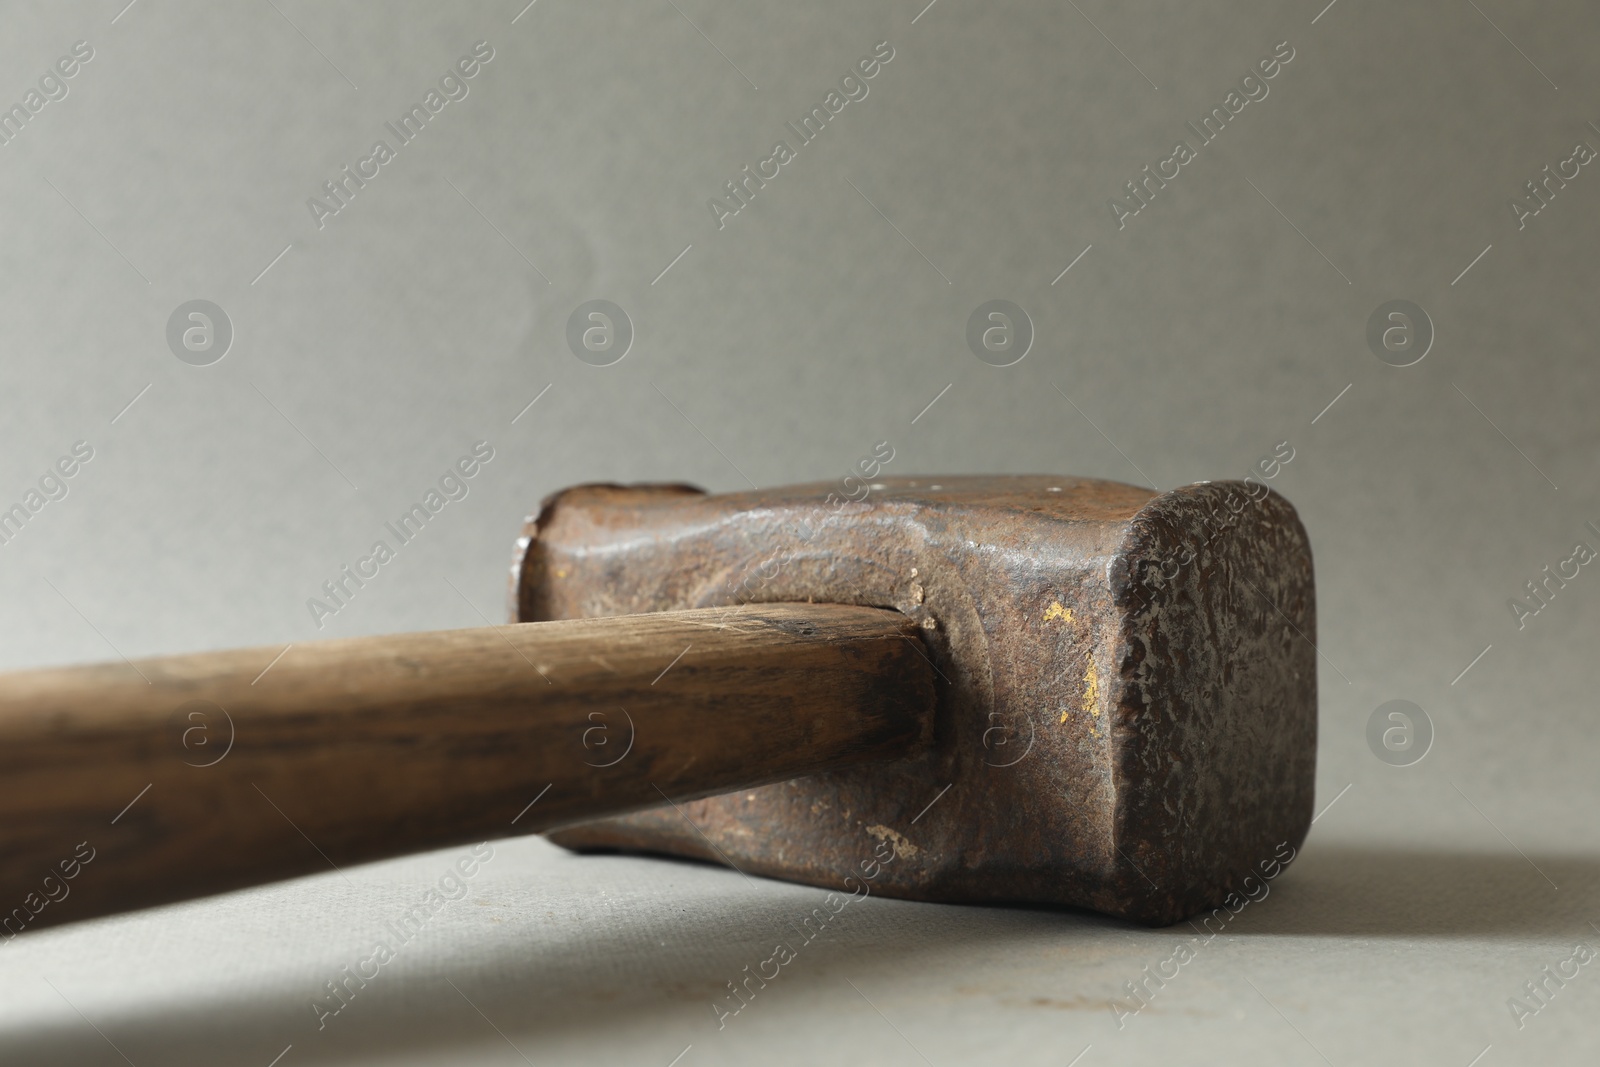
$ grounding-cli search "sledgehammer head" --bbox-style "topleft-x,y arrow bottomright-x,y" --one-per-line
511,476 -> 1316,925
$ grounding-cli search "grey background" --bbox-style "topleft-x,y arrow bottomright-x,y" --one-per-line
1,0 -> 1597,1063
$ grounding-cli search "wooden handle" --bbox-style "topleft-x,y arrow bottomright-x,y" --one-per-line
0,603 -> 933,933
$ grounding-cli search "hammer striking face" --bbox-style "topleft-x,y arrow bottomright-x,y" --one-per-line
518,475 -> 1317,926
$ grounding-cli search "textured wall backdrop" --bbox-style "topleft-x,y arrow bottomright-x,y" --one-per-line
1,1 -> 1598,1064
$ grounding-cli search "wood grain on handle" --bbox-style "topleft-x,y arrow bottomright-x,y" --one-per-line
0,603 -> 934,933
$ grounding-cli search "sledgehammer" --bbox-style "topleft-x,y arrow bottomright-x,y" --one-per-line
0,475 -> 1315,933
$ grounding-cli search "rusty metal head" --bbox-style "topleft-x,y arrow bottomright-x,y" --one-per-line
510,475 -> 1316,925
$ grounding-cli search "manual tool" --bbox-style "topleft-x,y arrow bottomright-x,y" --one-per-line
0,476 -> 1315,933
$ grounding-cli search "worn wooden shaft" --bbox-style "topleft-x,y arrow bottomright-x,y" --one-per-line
0,603 -> 934,932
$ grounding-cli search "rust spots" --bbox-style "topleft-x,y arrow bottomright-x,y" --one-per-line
865,824 -> 920,860
1064,657 -> 1102,733
1049,600 -> 1087,729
